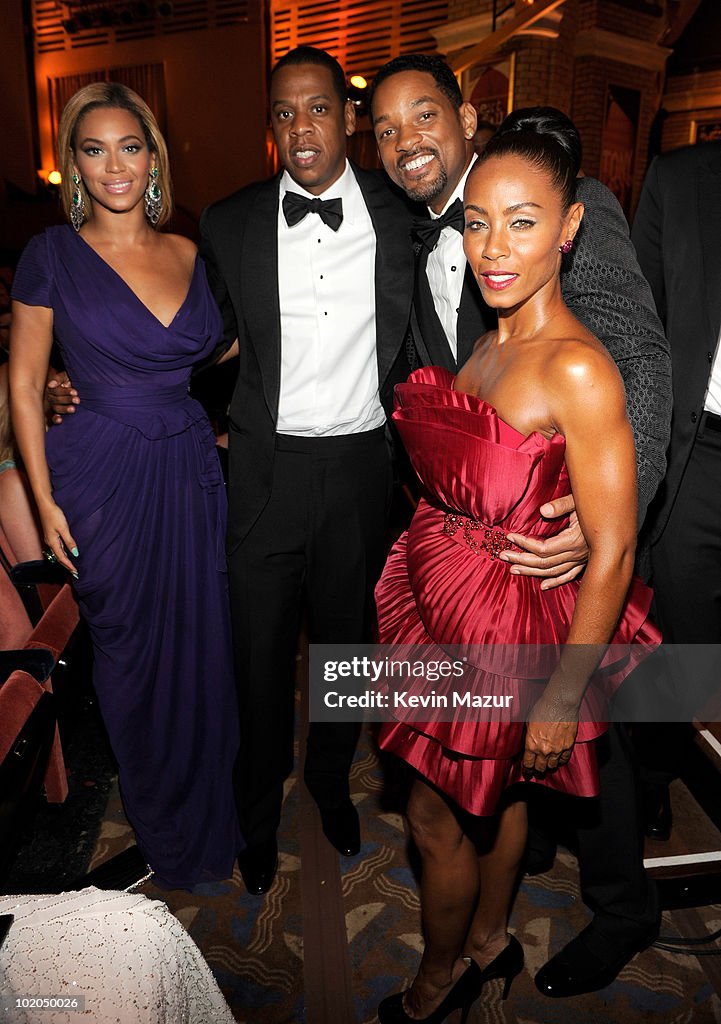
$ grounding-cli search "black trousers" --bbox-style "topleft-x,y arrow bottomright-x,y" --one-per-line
568,418 -> 721,944
574,722 -> 658,947
528,716 -> 657,950
228,428 -> 391,848
635,417 -> 721,785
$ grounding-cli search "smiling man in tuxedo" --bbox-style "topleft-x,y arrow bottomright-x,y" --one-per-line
199,47 -> 414,895
368,53 -> 672,997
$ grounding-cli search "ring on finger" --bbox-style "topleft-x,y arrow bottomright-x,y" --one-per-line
44,549 -> 58,563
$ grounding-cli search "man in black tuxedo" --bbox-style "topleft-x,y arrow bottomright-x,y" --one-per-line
631,142 -> 721,829
200,47 -> 415,894
369,54 -> 672,997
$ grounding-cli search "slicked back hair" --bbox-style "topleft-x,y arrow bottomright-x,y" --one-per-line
480,106 -> 582,210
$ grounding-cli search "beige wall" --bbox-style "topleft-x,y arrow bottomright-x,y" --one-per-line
0,0 -> 38,194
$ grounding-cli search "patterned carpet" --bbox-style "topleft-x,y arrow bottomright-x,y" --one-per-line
87,721 -> 721,1024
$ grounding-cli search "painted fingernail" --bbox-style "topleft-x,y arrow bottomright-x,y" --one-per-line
71,571 -> 79,579
71,546 -> 79,557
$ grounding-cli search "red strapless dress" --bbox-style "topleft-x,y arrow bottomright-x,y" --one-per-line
376,366 -> 661,815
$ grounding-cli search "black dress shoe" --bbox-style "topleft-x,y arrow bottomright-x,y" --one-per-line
643,785 -> 672,841
318,800 -> 360,856
524,836 -> 557,876
237,839 -> 278,895
535,922 -> 658,997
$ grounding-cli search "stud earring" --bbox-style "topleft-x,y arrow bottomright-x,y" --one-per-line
144,166 -> 162,224
70,173 -> 86,232
559,239 -> 574,254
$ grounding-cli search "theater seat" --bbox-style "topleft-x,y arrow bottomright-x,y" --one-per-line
0,666 -> 57,881
0,569 -> 80,883
0,525 -> 68,627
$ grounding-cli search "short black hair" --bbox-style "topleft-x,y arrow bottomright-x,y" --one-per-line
480,106 -> 582,209
271,46 -> 348,105
368,54 -> 463,116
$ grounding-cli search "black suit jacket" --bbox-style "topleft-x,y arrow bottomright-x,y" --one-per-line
632,142 -> 721,544
412,176 -> 672,528
200,162 -> 415,551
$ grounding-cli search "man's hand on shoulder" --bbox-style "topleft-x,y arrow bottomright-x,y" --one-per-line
46,369 -> 79,425
500,494 -> 589,590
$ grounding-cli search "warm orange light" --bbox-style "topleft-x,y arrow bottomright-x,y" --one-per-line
349,75 -> 367,89
47,169 -> 62,185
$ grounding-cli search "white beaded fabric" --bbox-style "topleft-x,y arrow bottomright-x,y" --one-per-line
0,887 -> 235,1023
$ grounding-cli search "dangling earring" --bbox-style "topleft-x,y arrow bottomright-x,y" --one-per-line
70,173 -> 86,232
144,166 -> 162,224
559,239 -> 574,254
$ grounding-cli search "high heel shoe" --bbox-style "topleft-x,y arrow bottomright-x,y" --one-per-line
377,961 -> 482,1023
377,935 -> 524,1023
476,933 -> 524,1000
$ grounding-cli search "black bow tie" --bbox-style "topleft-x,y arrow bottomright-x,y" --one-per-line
282,191 -> 343,231
413,198 -> 465,251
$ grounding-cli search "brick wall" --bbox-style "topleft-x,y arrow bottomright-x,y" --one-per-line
572,57 -> 660,209
442,0 -> 671,213
662,69 -> 721,152
596,0 -> 664,42
577,0 -> 664,41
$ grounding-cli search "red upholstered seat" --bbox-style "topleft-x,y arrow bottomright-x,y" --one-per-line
0,568 -> 80,805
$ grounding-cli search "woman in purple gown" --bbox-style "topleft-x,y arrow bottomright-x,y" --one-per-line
10,83 -> 242,890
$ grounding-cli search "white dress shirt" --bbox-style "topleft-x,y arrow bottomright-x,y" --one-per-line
276,162 -> 383,435
704,327 -> 721,415
426,155 -> 477,361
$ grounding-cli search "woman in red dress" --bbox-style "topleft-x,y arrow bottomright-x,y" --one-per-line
376,108 -> 660,1022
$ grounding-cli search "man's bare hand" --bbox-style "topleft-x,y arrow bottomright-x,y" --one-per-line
46,370 -> 79,424
500,494 -> 589,590
523,695 -> 578,775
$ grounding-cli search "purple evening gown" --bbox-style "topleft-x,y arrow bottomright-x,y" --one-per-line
12,225 -> 242,889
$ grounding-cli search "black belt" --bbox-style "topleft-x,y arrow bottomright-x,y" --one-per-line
275,426 -> 386,453
700,410 -> 721,433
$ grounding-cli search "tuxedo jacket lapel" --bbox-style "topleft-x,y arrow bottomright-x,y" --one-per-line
456,263 -> 492,366
412,243 -> 493,371
352,163 -> 414,393
240,176 -> 282,420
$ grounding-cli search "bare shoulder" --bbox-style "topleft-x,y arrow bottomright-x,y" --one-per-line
549,333 -> 620,386
160,233 -> 198,272
545,334 -> 626,422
